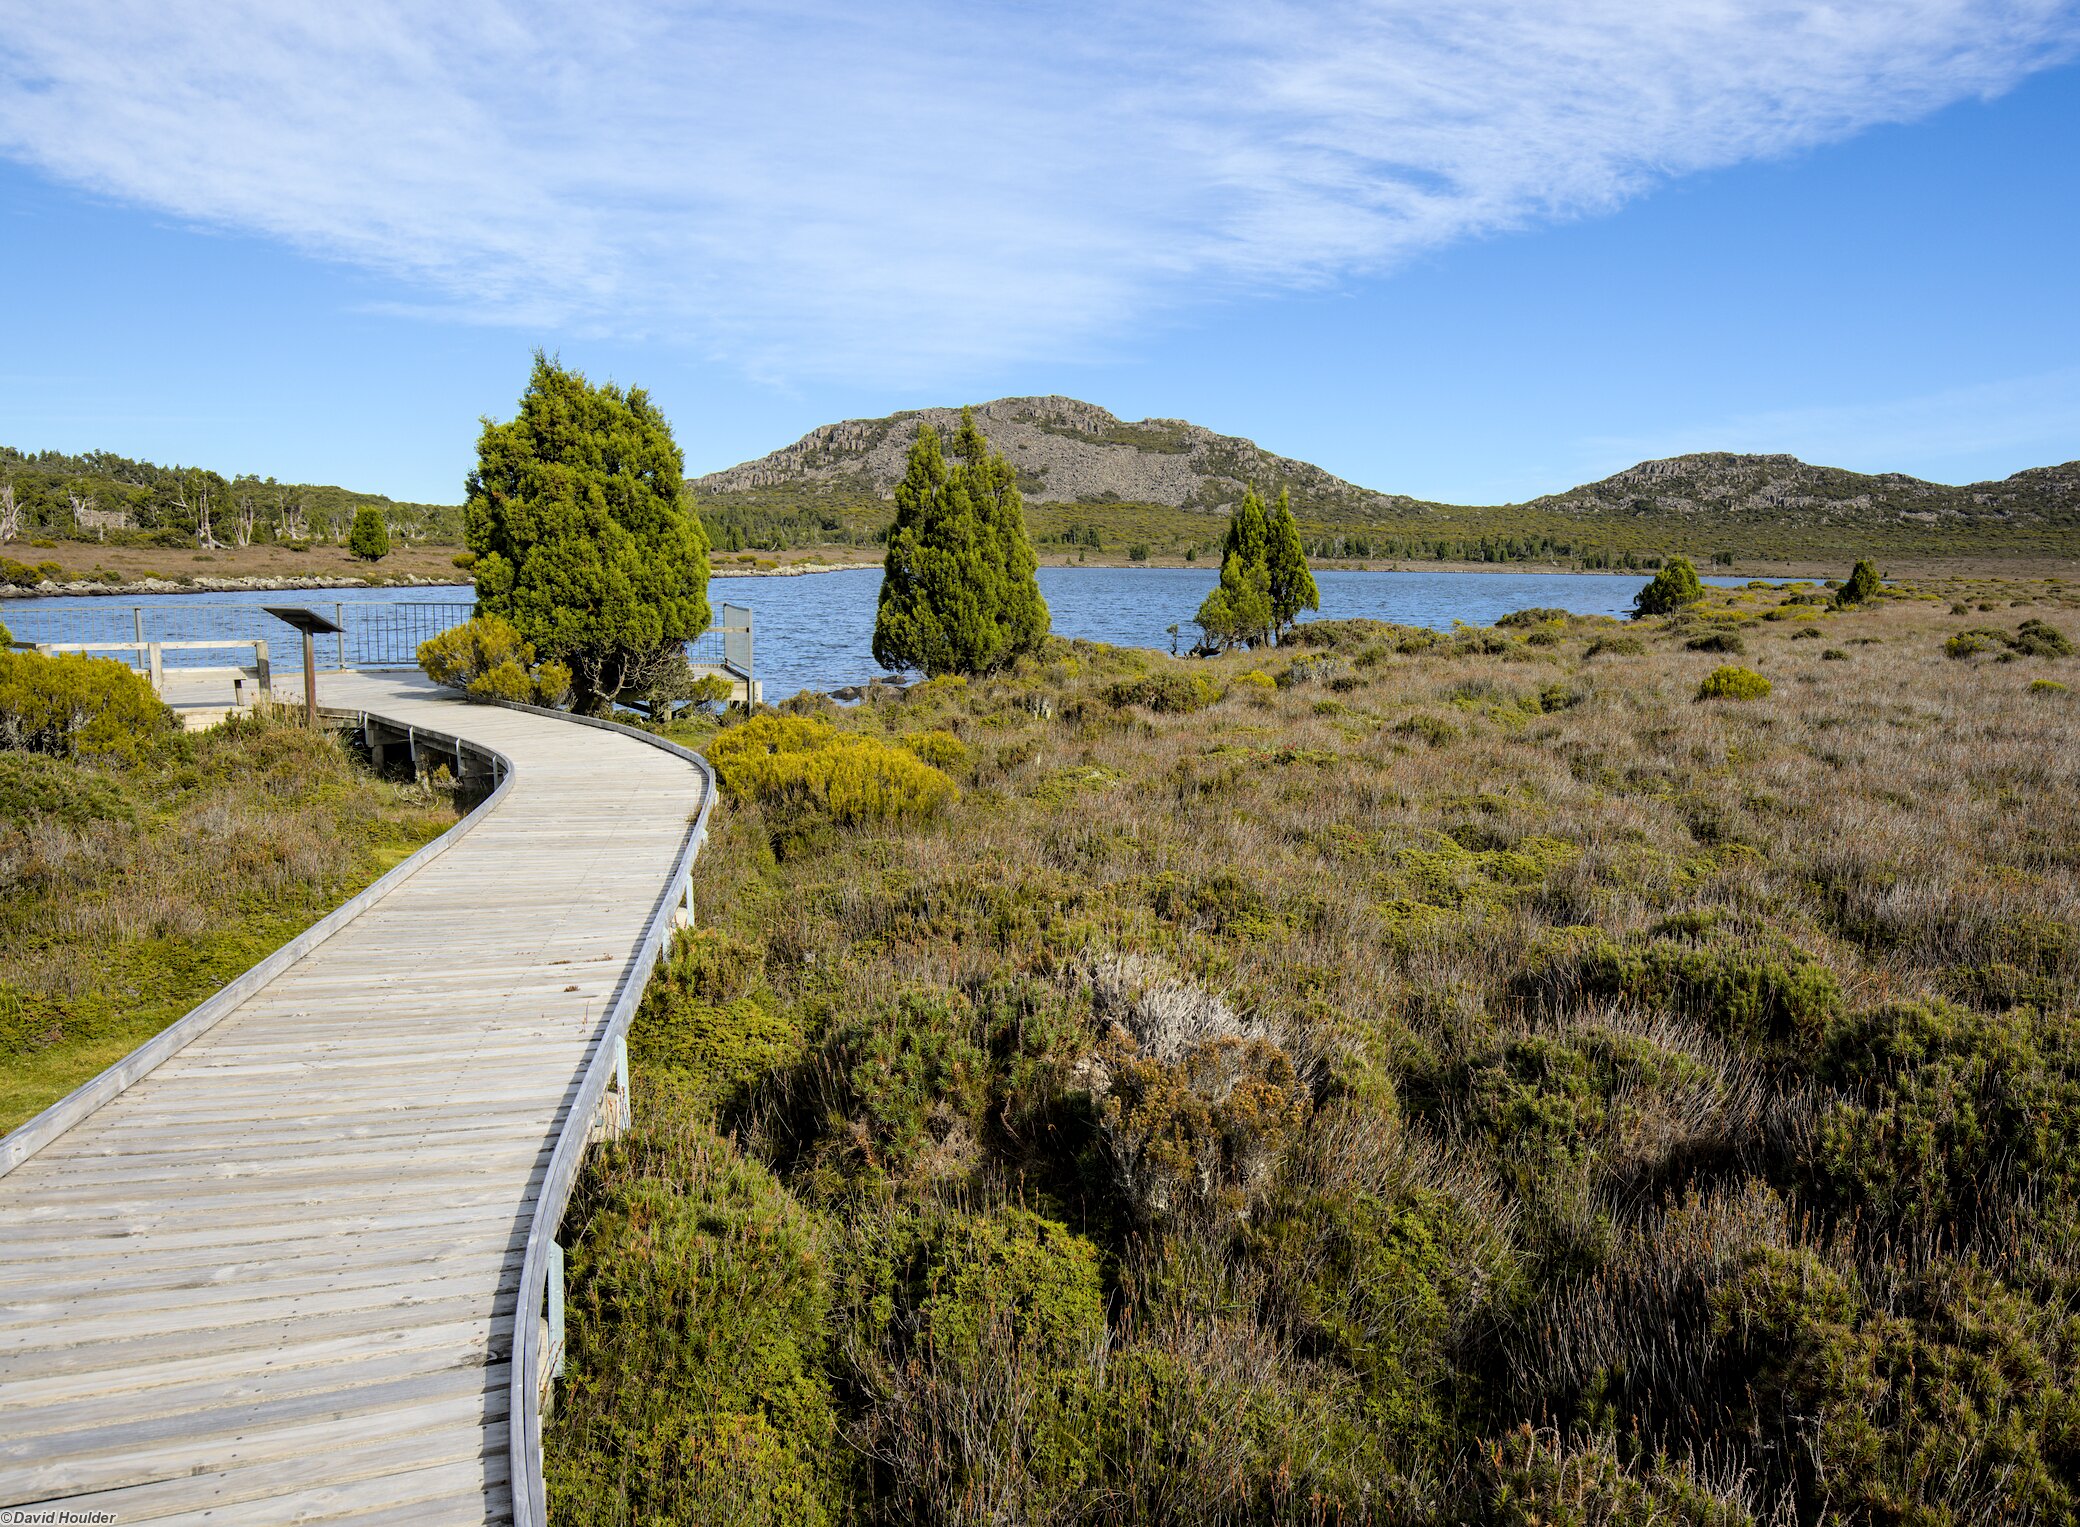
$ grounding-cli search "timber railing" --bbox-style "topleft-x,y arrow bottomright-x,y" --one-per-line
486,698 -> 718,1527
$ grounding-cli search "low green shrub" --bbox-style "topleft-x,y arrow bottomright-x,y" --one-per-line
1585,635 -> 1646,657
1695,665 -> 1770,701
1821,648 -> 1847,661
2031,678 -> 2069,694
0,650 -> 175,765
1250,1176 -> 1508,1446
1685,631 -> 1745,654
1538,927 -> 1843,1059
1706,1250 -> 2080,1524
1947,619 -> 2073,660
1808,998 -> 2080,1231
0,752 -> 139,827
2012,617 -> 2075,657
1496,607 -> 1568,628
1395,714 -> 1459,747
632,928 -> 800,1112
416,614 -> 569,706
810,989 -> 989,1180
549,1122 -> 849,1526
708,716 -> 955,834
836,1203 -> 1105,1374
897,728 -> 968,772
1103,670 -> 1219,713
0,557 -> 63,588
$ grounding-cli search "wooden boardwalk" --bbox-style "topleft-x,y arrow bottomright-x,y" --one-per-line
0,672 -> 709,1525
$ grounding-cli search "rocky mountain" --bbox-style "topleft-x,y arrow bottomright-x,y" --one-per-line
694,398 -> 2078,535
1526,452 -> 2080,530
693,395 -> 1417,518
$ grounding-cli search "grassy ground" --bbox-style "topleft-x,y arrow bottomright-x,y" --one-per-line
0,707 -> 460,1132
548,569 -> 2080,1525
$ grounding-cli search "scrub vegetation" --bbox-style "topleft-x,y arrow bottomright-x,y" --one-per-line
547,569 -> 2080,1524
0,694 -> 459,1132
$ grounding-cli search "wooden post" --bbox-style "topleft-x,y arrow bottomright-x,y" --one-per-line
336,603 -> 347,671
132,607 -> 146,672
301,631 -> 318,726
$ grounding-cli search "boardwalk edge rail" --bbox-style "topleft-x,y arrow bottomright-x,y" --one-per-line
491,698 -> 718,1527
0,711 -> 516,1180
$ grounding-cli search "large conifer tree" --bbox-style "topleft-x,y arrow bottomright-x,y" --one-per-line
873,409 -> 1048,676
1264,487 -> 1319,633
1195,488 -> 1277,649
955,411 -> 1049,661
465,353 -> 710,713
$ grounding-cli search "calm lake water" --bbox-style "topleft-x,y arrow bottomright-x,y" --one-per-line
4,567 -> 1749,698
733,566 -> 1751,697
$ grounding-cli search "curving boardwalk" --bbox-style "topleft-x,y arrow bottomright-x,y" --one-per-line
0,672 -> 708,1525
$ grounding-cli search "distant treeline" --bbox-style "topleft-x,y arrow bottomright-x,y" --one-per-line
686,480 -> 2080,565
0,446 -> 462,550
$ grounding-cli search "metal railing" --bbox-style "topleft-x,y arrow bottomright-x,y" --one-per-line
686,601 -> 754,687
4,597 -> 755,687
1,599 -> 475,674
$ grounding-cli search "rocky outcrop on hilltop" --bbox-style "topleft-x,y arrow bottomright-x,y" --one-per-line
694,395 -> 1411,516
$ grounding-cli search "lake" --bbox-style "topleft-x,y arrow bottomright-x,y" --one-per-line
4,567 -> 1752,698
734,566 -> 1751,697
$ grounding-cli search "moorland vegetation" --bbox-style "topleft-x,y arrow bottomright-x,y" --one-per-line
546,569 -> 2080,1525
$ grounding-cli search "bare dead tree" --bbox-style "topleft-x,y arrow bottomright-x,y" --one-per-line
0,481 -> 18,542
65,490 -> 90,532
275,491 -> 308,541
235,494 -> 257,547
175,473 -> 221,550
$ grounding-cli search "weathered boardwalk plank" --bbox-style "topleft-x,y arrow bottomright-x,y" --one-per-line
0,672 -> 707,1523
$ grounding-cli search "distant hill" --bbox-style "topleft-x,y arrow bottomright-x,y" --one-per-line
693,398 -> 2080,562
694,395 -> 1415,518
0,445 -> 461,547
1524,452 -> 2080,533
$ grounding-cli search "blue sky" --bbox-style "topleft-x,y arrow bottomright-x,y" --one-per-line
1,1 -> 2077,507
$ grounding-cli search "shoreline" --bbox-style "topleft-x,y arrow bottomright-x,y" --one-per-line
5,554 -> 2064,605
0,559 -> 885,602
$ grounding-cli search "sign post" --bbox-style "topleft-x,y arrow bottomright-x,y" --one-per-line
264,607 -> 347,727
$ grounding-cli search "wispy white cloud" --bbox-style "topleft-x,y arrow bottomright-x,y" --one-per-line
2,2 -> 2074,383
1581,367 -> 2080,484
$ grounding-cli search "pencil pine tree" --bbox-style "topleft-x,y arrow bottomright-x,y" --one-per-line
1195,488 -> 1282,649
465,353 -> 710,713
956,411 -> 1049,662
1632,556 -> 1705,618
1836,558 -> 1882,607
1264,487 -> 1319,634
348,506 -> 389,561
873,410 -> 1049,676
